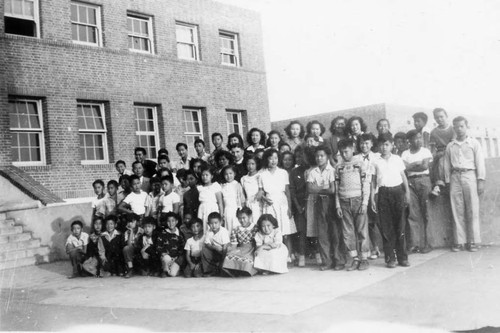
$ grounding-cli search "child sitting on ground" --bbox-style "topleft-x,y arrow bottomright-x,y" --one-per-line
155,212 -> 186,277
66,220 -> 89,278
201,212 -> 230,277
82,217 -> 103,277
122,214 -> 144,278
184,218 -> 205,278
137,217 -> 160,276
98,215 -> 124,276
253,214 -> 289,274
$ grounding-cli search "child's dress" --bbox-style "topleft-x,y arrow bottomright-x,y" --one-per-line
240,173 -> 262,223
253,228 -> 288,274
221,180 -> 244,234
197,182 -> 222,231
222,223 -> 259,276
258,167 -> 296,236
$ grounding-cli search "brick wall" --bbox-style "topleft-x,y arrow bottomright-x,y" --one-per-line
0,0 -> 270,199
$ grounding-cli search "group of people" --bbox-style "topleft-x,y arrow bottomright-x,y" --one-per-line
65,107 -> 486,279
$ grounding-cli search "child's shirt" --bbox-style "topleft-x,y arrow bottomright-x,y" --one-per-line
360,151 -> 381,177
123,191 -> 150,215
138,233 -> 157,258
102,194 -> 117,216
92,196 -> 107,217
159,191 -> 180,213
204,227 -> 230,247
118,169 -> 133,179
66,232 -> 89,248
123,227 -> 144,247
255,228 -> 282,247
335,156 -> 370,205
430,125 -> 456,153
155,227 -> 186,258
230,223 -> 259,245
307,163 -> 335,190
373,154 -> 406,188
401,148 -> 433,177
184,236 -> 205,258
289,165 -> 308,208
98,229 -> 123,259
148,190 -> 164,219
179,223 -> 194,240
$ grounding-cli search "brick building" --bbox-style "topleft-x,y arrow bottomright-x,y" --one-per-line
0,0 -> 270,199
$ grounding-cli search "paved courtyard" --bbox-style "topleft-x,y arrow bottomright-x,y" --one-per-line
1,247 -> 499,332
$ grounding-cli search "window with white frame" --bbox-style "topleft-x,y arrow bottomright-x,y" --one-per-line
77,103 -> 108,163
9,98 -> 45,165
226,111 -> 243,135
219,31 -> 239,66
71,2 -> 102,46
4,0 -> 40,37
127,14 -> 154,54
135,105 -> 159,159
183,108 -> 204,156
176,22 -> 199,60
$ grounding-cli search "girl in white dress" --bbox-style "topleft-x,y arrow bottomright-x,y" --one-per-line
221,165 -> 244,234
253,214 -> 288,274
240,156 -> 262,223
197,166 -> 223,231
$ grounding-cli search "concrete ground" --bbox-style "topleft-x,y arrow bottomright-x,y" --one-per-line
1,247 -> 499,332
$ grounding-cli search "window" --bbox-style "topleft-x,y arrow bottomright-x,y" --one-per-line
71,2 -> 102,46
219,31 -> 239,66
4,0 -> 39,37
9,98 -> 45,165
226,111 -> 243,135
176,23 -> 199,60
183,108 -> 204,156
77,103 -> 108,163
127,14 -> 154,54
135,105 -> 159,159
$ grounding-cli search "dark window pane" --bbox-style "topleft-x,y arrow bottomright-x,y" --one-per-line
31,148 -> 41,161
9,113 -> 19,128
95,147 -> 104,160
95,134 -> 103,147
146,120 -> 154,132
30,115 -> 40,128
88,7 -> 96,25
29,133 -> 40,147
88,26 -> 97,44
78,25 -> 87,42
71,4 -> 78,21
85,134 -> 93,147
78,116 -> 86,129
78,5 -> 87,24
86,147 -> 95,160
20,147 -> 30,161
4,17 -> 36,37
19,133 -> 29,146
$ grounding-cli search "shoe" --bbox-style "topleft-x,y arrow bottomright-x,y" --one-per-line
358,260 -> 369,271
319,265 -> 330,271
124,270 -> 133,279
451,244 -> 464,252
67,272 -> 79,279
298,255 -> 306,267
420,245 -> 433,254
315,253 -> 323,265
262,271 -> 270,276
333,264 -> 345,271
369,250 -> 380,260
140,269 -> 149,276
347,259 -> 360,271
409,246 -> 420,254
430,186 -> 441,197
466,243 -> 479,252
160,271 -> 168,278
386,260 -> 396,268
398,260 -> 411,267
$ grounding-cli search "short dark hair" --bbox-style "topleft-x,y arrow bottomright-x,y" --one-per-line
190,217 -> 203,228
306,120 -> 326,136
71,220 -> 83,229
208,212 -> 222,222
452,116 -> 468,126
189,158 -> 206,170
284,121 -> 305,139
346,116 -> 368,135
279,142 -> 291,150
107,180 -> 119,188
412,112 -> 428,124
360,133 -> 376,143
221,164 -> 237,178
161,175 -> 174,184
134,147 -> 147,155
236,206 -> 253,217
194,138 -> 205,147
105,214 -> 118,223
246,128 -> 266,146
150,176 -> 161,184
433,108 -> 448,117
132,161 -> 142,168
227,133 -> 244,149
406,129 -> 420,140
280,151 -> 295,167
261,149 -> 279,168
257,214 -> 279,231
176,142 -> 188,150
160,212 -> 180,226
158,148 -> 169,156
376,118 -> 391,129
329,116 -> 346,135
127,213 -> 141,222
246,155 -> 262,170
393,132 -> 406,141
215,150 -> 234,167
229,142 -> 245,150
129,175 -> 140,183
337,139 -> 355,151
92,179 -> 104,188
211,132 -> 223,141
115,160 -> 126,167
158,154 -> 170,163
378,132 -> 394,144
176,168 -> 187,180
142,216 -> 156,227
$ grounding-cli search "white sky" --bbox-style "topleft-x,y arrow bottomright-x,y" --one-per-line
215,0 -> 500,121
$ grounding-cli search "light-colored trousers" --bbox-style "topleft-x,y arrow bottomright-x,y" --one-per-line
450,171 -> 481,244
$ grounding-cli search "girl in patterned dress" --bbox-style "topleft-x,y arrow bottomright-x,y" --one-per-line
220,165 -> 244,234
222,207 -> 259,276
241,156 -> 262,223
253,214 -> 288,274
246,128 -> 266,153
197,166 -> 223,231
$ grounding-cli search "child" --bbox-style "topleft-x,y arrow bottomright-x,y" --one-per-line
214,150 -> 233,183
115,160 -> 133,179
201,212 -> 230,277
253,214 -> 289,274
412,112 -> 431,149
241,156 -> 262,223
82,217 -> 103,277
153,155 -> 171,178
132,161 -> 151,193
221,165 -> 245,233
118,175 -> 151,219
134,147 -> 157,178
208,132 -> 225,167
359,133 -> 382,260
158,175 -> 180,222
174,169 -> 190,214
148,177 -> 163,221
227,133 -> 245,149
137,217 -> 159,276
307,145 -> 345,271
183,170 -> 200,218
254,148 -> 265,160
90,179 -> 106,221
289,146 -> 309,267
246,128 -> 266,153
66,220 -> 89,278
393,132 -> 408,156
266,130 -> 282,151
117,175 -> 132,205
258,149 -> 296,261
98,215 -> 124,276
156,212 -> 186,277
184,218 -> 205,278
197,166 -> 223,231
222,207 -> 259,276
194,138 -> 210,161
304,133 -> 318,148
173,143 -> 192,172
279,142 -> 292,154
401,130 -> 433,254
230,143 -> 247,182
281,151 -> 295,172
189,158 -> 206,179
429,108 -> 456,196
335,139 -> 371,271
306,120 -> 325,145
444,116 -> 485,252
346,116 -> 367,154
180,214 -> 195,241
122,213 -> 144,278
284,121 -> 305,152
103,180 -> 119,217
371,133 -> 411,268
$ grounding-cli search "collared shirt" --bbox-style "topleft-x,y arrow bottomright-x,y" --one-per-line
306,162 -> 335,190
360,151 -> 381,177
444,136 -> 486,182
335,156 -> 370,205
430,125 -> 456,152
401,148 -> 433,177
174,156 -> 192,171
123,191 -> 150,215
197,151 -> 210,162
66,232 -> 89,247
124,227 -> 144,243
373,154 -> 406,187
142,235 -> 154,248
205,227 -> 230,247
101,229 -> 121,241
246,145 -> 265,153
118,169 -> 133,180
